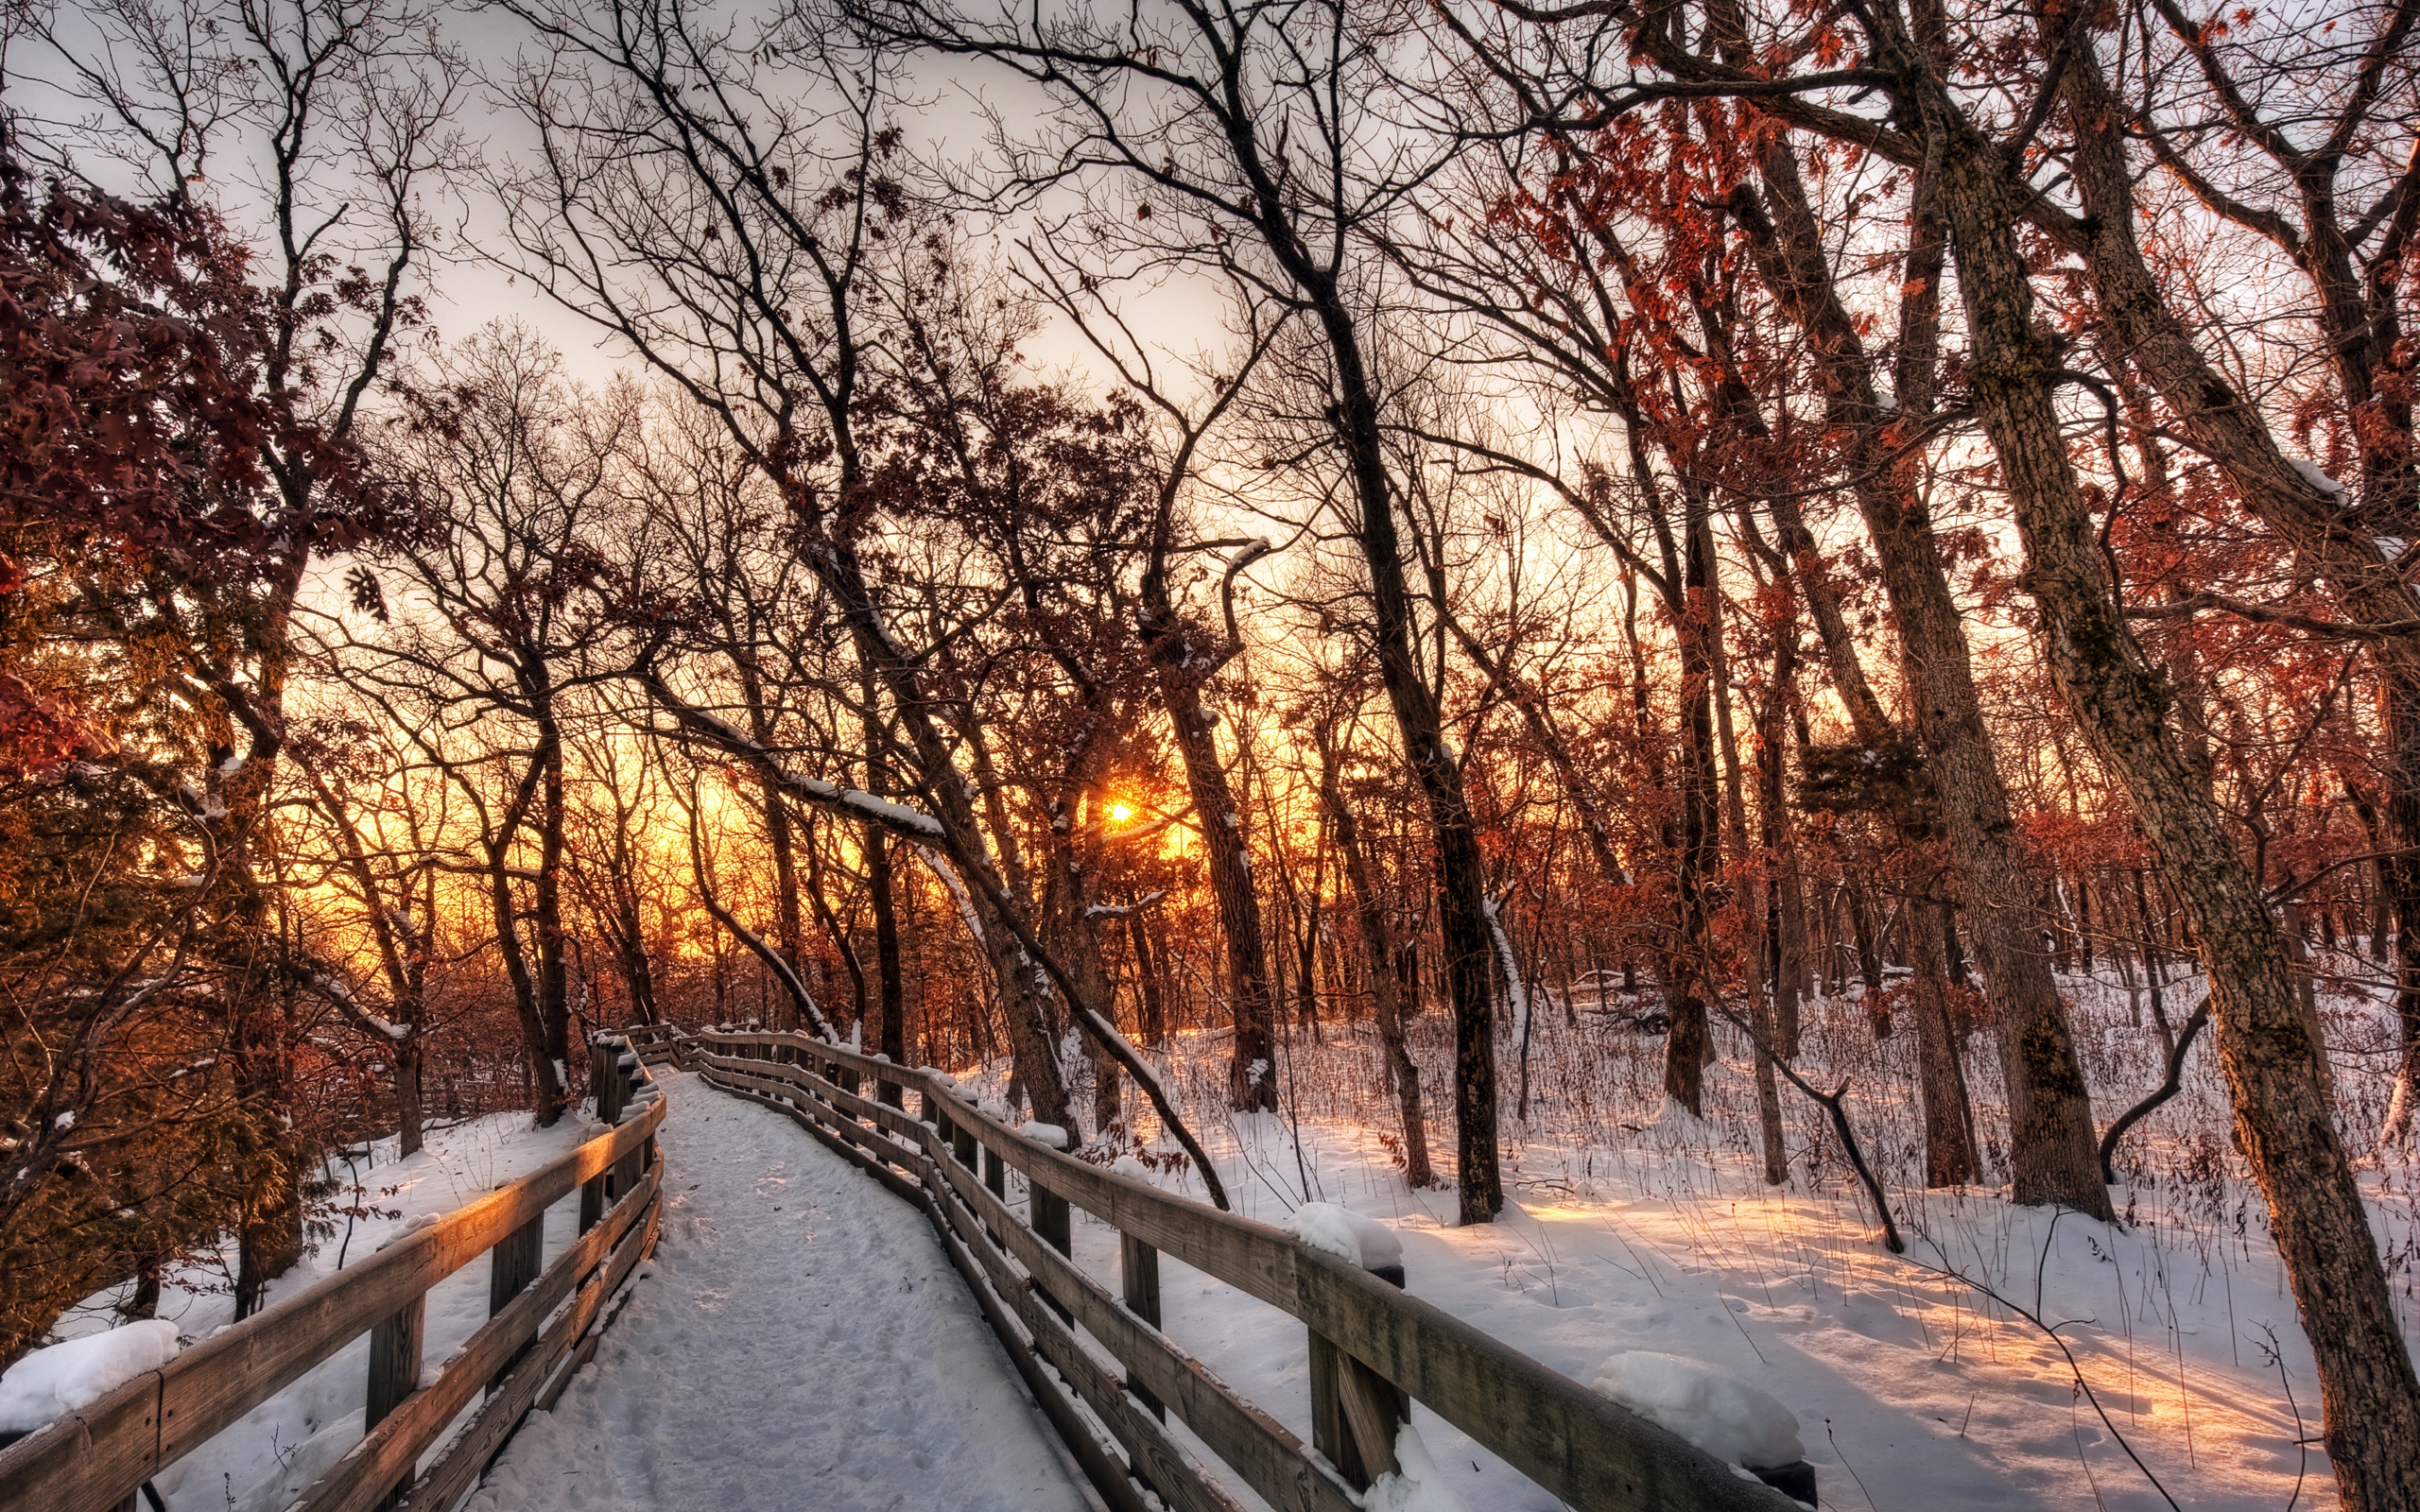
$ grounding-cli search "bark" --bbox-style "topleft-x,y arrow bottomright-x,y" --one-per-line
741,659 -> 808,1030
868,828 -> 907,1104
1321,735 -> 1435,1186
1141,611 -> 1280,1111
1848,879 -> 1889,1029
1129,911 -> 1169,1046
1324,336 -> 1504,1222
1739,139 -> 2109,1219
1932,95 -> 2420,1505
1908,895 -> 1978,1187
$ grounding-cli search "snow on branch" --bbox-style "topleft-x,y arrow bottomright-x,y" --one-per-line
1085,890 -> 1166,920
305,969 -> 410,1040
648,681 -> 945,841
918,846 -> 986,945
1483,892 -> 1529,1050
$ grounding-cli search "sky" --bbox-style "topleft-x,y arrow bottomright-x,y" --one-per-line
2,0 -> 1241,397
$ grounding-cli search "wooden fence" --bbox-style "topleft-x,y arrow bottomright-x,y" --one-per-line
0,1038 -> 666,1512
660,1027 -> 1810,1512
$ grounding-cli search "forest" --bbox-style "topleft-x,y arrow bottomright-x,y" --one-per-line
6,0 -> 2420,1504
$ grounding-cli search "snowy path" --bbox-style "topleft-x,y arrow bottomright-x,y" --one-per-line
460,1074 -> 1092,1512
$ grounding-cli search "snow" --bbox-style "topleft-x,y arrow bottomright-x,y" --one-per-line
0,1319 -> 180,1433
1592,1349 -> 1805,1471
314,972 -> 410,1040
461,1075 -> 1088,1512
1286,1201 -> 1403,1273
920,847 -> 986,944
1087,890 -> 1165,919
1021,1121 -> 1071,1149
1362,1421 -> 1474,1512
1482,895 -> 1529,1053
920,955 -> 2394,1512
40,1108 -> 596,1511
2291,457 -> 2347,498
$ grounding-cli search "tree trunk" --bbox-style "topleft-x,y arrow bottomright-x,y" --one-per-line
1321,737 -> 1434,1187
1934,105 -> 2420,1505
1129,911 -> 1168,1046
1742,139 -> 2109,1218
1147,646 -> 1279,1112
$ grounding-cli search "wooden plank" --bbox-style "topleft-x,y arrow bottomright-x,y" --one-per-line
1289,1251 -> 1798,1511
1030,1182 -> 1074,1326
700,1071 -> 925,1205
913,1182 -> 1153,1512
686,1049 -> 1338,1512
365,1296 -> 424,1433
695,1030 -> 1804,1512
693,1052 -> 925,1142
1121,1235 -> 1165,1419
0,1101 -> 663,1512
292,1166 -> 662,1512
920,1131 -> 1358,1512
695,1061 -> 912,1170
489,1215 -> 544,1317
1334,1345 -> 1406,1486
924,1175 -> 1239,1512
397,1186 -> 661,1512
154,1099 -> 666,1469
0,1370 -> 161,1512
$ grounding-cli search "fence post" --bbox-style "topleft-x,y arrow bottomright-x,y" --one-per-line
984,1145 -> 1005,1201
580,1040 -> 614,1232
1031,1177 -> 1073,1326
953,1122 -> 977,1169
490,1212 -> 544,1315
366,1290 -> 425,1504
1120,1234 -> 1166,1421
1309,1266 -> 1408,1489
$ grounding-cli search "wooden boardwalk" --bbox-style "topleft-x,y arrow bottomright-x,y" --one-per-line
0,1028 -> 1818,1511
455,1074 -> 1089,1512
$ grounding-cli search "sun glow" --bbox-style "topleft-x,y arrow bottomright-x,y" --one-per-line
1106,802 -> 1135,823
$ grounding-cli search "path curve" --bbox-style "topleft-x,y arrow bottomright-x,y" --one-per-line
461,1072 -> 1092,1512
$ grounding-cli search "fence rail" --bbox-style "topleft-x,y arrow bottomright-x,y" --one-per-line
0,1040 -> 666,1512
669,1027 -> 1808,1512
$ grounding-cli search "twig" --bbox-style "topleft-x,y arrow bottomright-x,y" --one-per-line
2098,999 -> 2213,1182
1903,1240 -> 2183,1511
1717,1005 -> 1903,1253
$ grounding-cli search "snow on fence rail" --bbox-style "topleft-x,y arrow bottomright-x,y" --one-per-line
0,1040 -> 666,1512
668,1027 -> 1809,1512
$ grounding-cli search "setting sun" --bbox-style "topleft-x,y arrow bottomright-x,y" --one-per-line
1107,802 -> 1134,823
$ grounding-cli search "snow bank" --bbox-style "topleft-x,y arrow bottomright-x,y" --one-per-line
1592,1350 -> 1803,1470
0,1319 -> 180,1433
1287,1202 -> 1403,1273
1361,1422 -> 1471,1512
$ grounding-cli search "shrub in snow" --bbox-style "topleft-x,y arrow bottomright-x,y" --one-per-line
1592,1349 -> 1804,1471
1287,1202 -> 1403,1274
0,1319 -> 181,1434
1360,1422 -> 1471,1512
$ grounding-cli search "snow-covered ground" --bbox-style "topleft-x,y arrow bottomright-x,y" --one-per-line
460,1073 -> 1090,1512
26,946 -> 2413,1512
23,1077 -> 1091,1512
945,956 -> 2420,1512
33,1108 -> 597,1511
